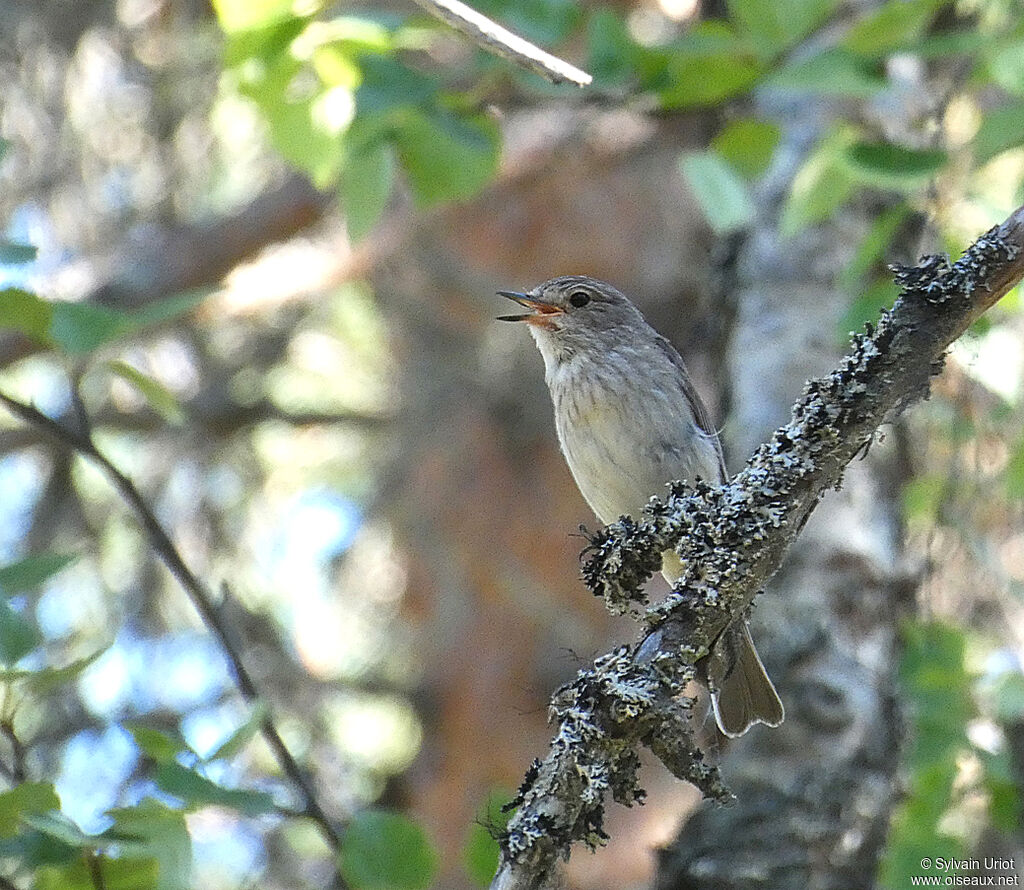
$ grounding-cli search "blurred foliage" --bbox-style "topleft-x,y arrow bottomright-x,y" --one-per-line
2,0 -> 1024,888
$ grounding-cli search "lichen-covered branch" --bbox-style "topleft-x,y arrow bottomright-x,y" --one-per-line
491,205 -> 1024,890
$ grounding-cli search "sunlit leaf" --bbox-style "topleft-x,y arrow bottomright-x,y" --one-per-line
395,110 -> 500,206
660,35 -> 761,108
0,783 -> 60,839
974,101 -> 1024,164
341,140 -> 396,241
0,287 -> 53,343
339,810 -> 438,890
903,475 -> 945,523
679,152 -> 755,233
35,856 -> 161,890
211,0 -> 295,33
154,762 -> 277,816
106,361 -> 185,425
205,702 -> 268,761
127,724 -> 191,764
104,800 -> 191,890
780,128 -> 857,236
710,118 -> 780,179
988,40 -> 1024,96
0,241 -> 37,264
842,142 -> 947,190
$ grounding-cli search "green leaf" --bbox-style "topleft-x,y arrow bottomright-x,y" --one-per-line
127,724 -> 191,764
988,671 -> 1024,723
1005,438 -> 1024,499
679,152 -> 755,233
341,140 -> 396,241
980,748 -> 1024,833
0,241 -> 37,264
105,361 -> 185,425
0,647 -> 109,696
780,128 -> 857,236
22,812 -> 92,848
974,101 -> 1024,164
104,800 -> 191,890
205,702 -> 268,761
903,475 -> 945,523
35,856 -> 161,890
841,142 -> 947,190
764,49 -> 886,97
989,40 -> 1024,96
710,119 -> 780,179
659,26 -> 762,108
0,287 -> 53,343
838,278 -> 899,340
0,552 -> 77,594
726,0 -> 840,58
843,0 -> 944,57
238,47 -> 343,188
49,301 -> 132,354
339,810 -> 438,890
0,783 -> 60,839
154,762 -> 277,816
212,0 -> 295,33
586,9 -> 641,87
395,110 -> 500,206
880,621 -> 973,890
462,791 -> 513,886
839,205 -> 910,291
468,0 -> 581,47
128,288 -> 212,327
0,599 -> 41,663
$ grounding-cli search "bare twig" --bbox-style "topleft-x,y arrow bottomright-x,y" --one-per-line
409,0 -> 592,86
0,392 -> 344,859
490,205 -> 1024,890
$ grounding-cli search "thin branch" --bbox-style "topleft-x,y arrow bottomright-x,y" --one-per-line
490,204 -> 1024,890
85,852 -> 107,890
0,720 -> 27,783
409,0 -> 592,86
0,392 -> 344,860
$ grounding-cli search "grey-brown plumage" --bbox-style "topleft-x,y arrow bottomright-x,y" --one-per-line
498,275 -> 783,737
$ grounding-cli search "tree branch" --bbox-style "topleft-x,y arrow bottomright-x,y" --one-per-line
408,0 -> 592,86
0,390 -> 345,863
491,204 -> 1024,890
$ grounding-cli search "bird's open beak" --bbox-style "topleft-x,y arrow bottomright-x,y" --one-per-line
496,291 -> 564,324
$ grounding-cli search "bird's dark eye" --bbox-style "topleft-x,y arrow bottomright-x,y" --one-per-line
568,291 -> 591,308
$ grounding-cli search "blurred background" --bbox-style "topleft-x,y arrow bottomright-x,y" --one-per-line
1,0 -> 1024,888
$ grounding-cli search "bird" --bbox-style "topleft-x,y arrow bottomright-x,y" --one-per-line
497,274 -> 783,737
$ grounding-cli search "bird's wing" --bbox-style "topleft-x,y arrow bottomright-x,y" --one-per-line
653,334 -> 728,482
